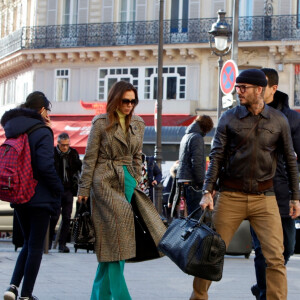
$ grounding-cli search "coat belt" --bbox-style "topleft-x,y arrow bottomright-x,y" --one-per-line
98,155 -> 133,166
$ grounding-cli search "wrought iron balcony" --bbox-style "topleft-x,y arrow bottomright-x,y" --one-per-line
1,15 -> 300,59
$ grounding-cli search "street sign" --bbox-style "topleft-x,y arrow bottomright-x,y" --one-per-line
220,60 -> 238,95
222,94 -> 234,108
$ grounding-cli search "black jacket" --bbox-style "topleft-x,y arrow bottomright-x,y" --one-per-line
141,154 -> 162,201
176,121 -> 206,186
54,146 -> 82,196
1,108 -> 63,213
204,104 -> 299,200
268,90 -> 300,216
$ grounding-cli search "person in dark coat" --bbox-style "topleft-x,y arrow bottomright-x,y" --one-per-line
140,153 -> 162,202
1,91 -> 63,300
250,68 -> 300,300
49,132 -> 82,253
176,115 -> 214,215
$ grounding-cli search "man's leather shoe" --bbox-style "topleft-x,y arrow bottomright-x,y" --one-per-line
251,284 -> 260,300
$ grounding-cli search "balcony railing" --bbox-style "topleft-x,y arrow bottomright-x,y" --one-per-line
1,15 -> 300,59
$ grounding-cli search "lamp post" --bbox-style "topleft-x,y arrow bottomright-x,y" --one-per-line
154,0 -> 164,216
208,10 -> 232,121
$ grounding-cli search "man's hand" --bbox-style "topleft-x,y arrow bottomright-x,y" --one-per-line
289,200 -> 300,219
77,195 -> 88,204
151,180 -> 158,186
200,192 -> 214,211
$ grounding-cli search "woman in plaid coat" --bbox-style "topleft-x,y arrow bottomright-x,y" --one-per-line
77,81 -> 166,300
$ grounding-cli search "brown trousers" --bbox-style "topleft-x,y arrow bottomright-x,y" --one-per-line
190,191 -> 286,300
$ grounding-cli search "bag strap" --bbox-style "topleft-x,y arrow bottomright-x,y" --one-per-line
26,123 -> 53,137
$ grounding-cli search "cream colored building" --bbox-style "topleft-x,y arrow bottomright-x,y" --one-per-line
0,0 -> 300,123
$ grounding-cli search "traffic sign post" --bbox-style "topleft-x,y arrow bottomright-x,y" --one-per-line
220,59 -> 238,95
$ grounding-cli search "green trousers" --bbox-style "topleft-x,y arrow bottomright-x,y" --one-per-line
90,166 -> 136,300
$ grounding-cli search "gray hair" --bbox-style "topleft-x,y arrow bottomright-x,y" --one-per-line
57,132 -> 70,142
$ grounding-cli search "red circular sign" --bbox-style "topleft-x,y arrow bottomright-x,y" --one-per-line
220,60 -> 238,95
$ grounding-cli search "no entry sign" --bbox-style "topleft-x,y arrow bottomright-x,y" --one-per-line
220,60 -> 238,95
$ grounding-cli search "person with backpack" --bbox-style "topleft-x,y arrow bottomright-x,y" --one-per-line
1,91 -> 63,300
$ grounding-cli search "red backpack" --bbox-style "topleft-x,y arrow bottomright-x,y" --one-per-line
0,124 -> 45,204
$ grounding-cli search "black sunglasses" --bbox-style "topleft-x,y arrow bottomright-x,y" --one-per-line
122,99 -> 137,105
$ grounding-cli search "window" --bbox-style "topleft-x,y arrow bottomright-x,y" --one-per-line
4,79 -> 16,105
239,0 -> 253,17
98,66 -> 186,101
144,66 -> 186,100
294,65 -> 300,106
63,0 -> 79,24
47,0 -> 57,25
98,68 -> 138,100
120,0 -> 136,22
55,69 -> 69,102
0,82 -> 4,105
298,0 -> 300,28
171,0 -> 189,33
62,0 -> 88,24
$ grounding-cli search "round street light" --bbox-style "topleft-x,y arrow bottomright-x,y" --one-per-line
208,10 -> 232,121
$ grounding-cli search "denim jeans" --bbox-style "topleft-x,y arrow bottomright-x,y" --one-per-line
184,184 -> 202,216
250,217 -> 295,300
11,207 -> 50,297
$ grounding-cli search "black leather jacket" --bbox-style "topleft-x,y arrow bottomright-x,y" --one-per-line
203,104 -> 299,199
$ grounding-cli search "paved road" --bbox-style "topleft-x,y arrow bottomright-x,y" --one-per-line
0,240 -> 299,300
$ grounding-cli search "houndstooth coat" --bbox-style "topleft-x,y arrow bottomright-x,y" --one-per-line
78,114 -> 166,262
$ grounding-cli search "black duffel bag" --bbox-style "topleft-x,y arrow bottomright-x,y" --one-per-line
158,207 -> 226,281
72,202 -> 95,244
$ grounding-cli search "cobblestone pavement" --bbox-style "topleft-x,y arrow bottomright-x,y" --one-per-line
0,240 -> 300,300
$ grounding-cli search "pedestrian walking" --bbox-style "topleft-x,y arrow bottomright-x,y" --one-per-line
139,153 -> 162,202
77,81 -> 166,300
175,115 -> 213,215
49,132 -> 82,253
2,91 -> 63,300
250,68 -> 300,300
191,69 -> 300,300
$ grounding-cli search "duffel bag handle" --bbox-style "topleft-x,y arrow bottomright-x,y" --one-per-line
76,202 -> 89,216
187,207 -> 215,229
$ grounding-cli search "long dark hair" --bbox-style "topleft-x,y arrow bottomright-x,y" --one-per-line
20,91 -> 52,112
106,81 -> 138,131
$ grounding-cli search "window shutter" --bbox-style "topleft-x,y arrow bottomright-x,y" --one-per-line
78,0 -> 89,24
278,0 -> 291,15
212,0 -> 225,17
153,0 -> 165,20
102,0 -> 113,22
136,0 -> 146,21
47,0 -> 57,25
189,0 -> 200,19
253,0 -> 264,16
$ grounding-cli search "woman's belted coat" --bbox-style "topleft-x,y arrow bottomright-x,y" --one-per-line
78,114 -> 166,262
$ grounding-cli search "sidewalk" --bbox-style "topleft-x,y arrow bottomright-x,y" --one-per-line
0,240 -> 300,300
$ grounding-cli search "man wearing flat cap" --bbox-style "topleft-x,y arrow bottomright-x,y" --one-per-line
190,69 -> 300,300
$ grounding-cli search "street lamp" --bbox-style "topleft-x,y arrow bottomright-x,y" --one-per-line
208,10 -> 232,120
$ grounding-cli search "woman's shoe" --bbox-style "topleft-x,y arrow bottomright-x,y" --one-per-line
3,285 -> 18,300
19,296 -> 39,300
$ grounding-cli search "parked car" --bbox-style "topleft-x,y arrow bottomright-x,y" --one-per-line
0,200 -> 77,233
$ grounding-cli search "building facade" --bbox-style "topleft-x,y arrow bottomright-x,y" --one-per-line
0,0 -> 300,124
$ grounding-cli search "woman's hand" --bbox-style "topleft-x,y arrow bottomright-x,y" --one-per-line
77,196 -> 88,203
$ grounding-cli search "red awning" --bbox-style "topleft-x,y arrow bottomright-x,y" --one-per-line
0,114 -> 196,155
